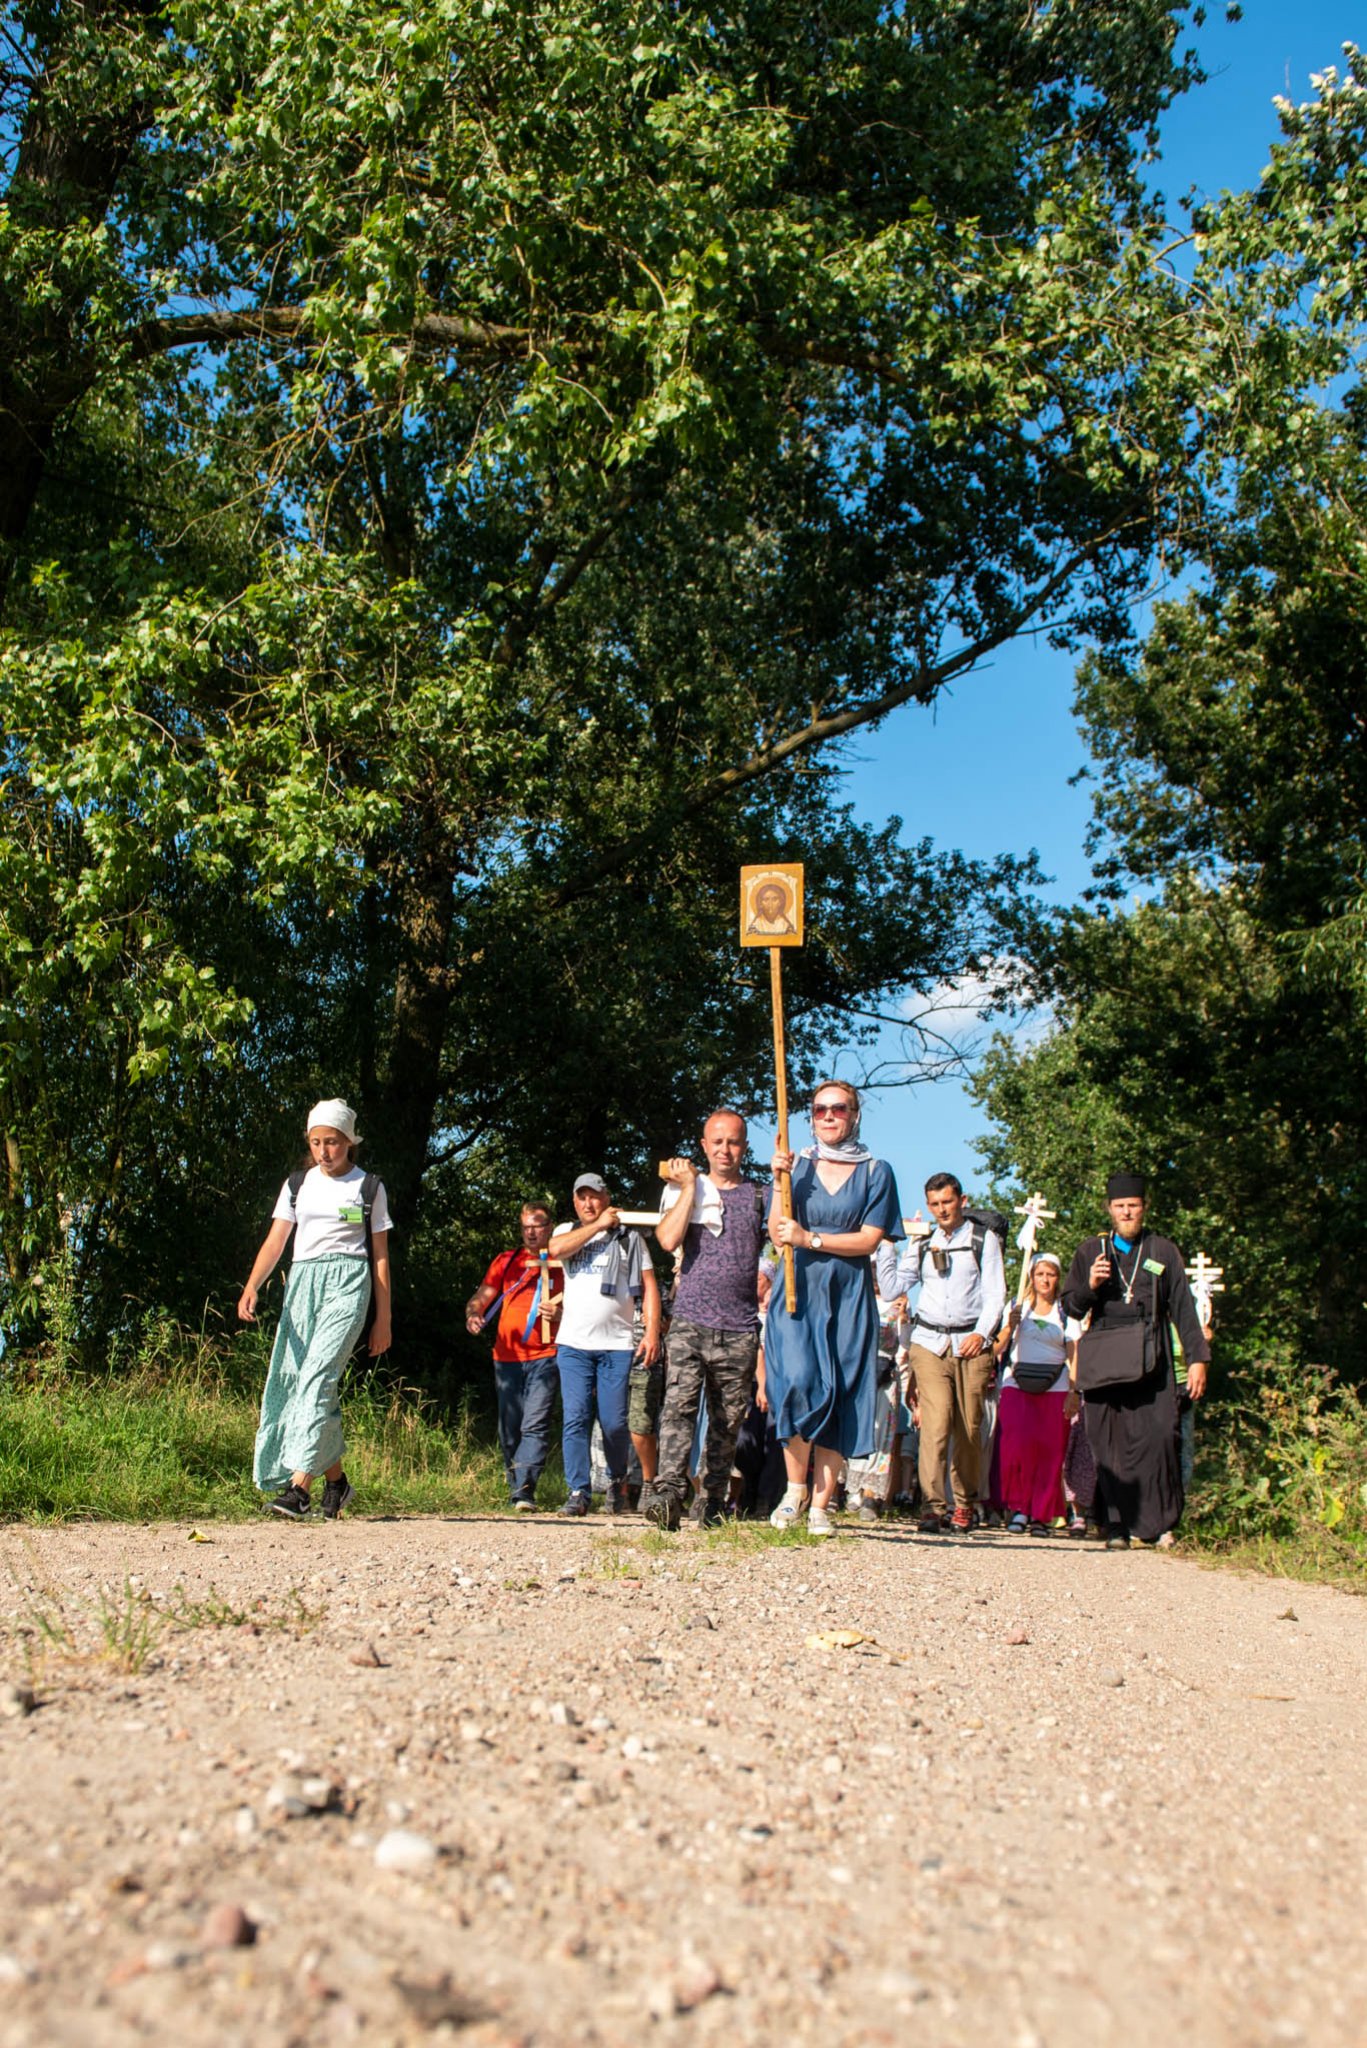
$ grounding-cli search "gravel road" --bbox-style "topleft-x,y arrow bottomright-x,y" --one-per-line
0,1514 -> 1361,2047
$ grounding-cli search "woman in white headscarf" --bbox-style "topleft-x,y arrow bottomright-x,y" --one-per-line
239,1097 -> 393,1519
990,1250 -> 1078,1535
765,1079 -> 903,1536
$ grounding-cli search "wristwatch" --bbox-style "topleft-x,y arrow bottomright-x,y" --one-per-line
809,1232 -> 825,1251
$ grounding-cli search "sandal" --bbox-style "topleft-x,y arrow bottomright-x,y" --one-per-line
1007,1511 -> 1029,1535
1066,1510 -> 1086,1538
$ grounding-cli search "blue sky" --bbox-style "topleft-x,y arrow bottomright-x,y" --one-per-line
750,6 -> 1357,1208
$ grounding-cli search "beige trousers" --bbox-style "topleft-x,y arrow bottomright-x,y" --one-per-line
909,1341 -> 996,1517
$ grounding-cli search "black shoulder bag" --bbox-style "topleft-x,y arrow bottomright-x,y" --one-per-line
1075,1244 -> 1160,1393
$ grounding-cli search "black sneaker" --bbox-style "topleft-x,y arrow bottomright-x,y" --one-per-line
270,1483 -> 313,1519
321,1475 -> 355,1520
603,1481 -> 629,1516
512,1489 -> 537,1513
643,1489 -> 681,1531
692,1496 -> 729,1529
1105,1526 -> 1131,1550
558,1490 -> 591,1518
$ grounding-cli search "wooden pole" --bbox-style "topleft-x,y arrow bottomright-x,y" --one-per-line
770,945 -> 797,1313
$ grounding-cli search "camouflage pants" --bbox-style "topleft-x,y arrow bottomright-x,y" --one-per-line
650,1321 -> 758,1507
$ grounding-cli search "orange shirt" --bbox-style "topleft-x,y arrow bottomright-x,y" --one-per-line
482,1248 -> 563,1363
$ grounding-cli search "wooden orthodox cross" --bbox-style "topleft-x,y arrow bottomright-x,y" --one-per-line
1185,1251 -> 1225,1329
740,863 -> 805,1313
1012,1190 -> 1056,1300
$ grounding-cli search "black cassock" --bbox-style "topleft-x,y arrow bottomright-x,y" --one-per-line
1062,1231 -> 1209,1542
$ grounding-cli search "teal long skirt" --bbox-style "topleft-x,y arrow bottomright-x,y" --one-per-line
253,1255 -> 370,1491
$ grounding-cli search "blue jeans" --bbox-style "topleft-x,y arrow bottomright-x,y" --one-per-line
556,1345 -> 632,1496
493,1356 -> 558,1498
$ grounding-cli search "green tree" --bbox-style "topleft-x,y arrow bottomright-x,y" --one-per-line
2,2 -> 1235,1357
976,46 -> 1367,1378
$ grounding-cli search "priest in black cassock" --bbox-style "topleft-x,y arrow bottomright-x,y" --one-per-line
1062,1174 -> 1209,1549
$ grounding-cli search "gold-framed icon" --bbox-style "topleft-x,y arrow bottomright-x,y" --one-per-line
739,863 -> 804,947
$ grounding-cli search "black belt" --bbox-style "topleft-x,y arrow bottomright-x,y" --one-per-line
913,1318 -> 977,1336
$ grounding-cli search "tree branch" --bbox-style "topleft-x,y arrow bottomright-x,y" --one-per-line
545,528 -> 1137,910
126,305 -> 535,363
124,304 -> 911,387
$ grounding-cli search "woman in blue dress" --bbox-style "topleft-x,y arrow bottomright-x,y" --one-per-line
765,1079 -> 904,1536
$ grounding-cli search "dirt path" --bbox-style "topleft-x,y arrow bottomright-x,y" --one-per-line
0,1514 -> 1360,2046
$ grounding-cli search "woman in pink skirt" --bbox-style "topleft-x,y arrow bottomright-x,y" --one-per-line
991,1252 -> 1079,1535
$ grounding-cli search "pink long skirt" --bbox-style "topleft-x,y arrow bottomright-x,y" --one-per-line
993,1386 -> 1070,1523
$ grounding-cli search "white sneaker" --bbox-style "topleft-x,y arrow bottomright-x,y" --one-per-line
769,1498 -> 802,1529
807,1504 -> 834,1538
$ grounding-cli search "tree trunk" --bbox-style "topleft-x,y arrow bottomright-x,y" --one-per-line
371,831 -> 459,1228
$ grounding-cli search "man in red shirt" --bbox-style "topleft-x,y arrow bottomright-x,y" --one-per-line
465,1202 -> 563,1510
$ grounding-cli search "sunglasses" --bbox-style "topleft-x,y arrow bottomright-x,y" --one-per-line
813,1102 -> 851,1117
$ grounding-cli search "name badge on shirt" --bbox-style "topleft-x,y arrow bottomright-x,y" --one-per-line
1143,1257 -> 1164,1275
339,1204 -> 364,1224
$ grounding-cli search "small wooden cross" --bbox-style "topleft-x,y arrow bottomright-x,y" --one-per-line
1014,1191 -> 1056,1243
1185,1251 -> 1225,1328
1013,1191 -> 1056,1299
539,1253 -> 563,1346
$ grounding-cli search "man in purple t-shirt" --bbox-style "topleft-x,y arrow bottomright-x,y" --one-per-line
644,1110 -> 765,1530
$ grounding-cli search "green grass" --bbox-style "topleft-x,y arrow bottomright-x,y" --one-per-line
1183,1525 -> 1367,1593
3,1552 -> 336,1681
0,1352 -> 509,1522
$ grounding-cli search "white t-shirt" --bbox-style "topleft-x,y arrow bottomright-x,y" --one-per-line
272,1165 -> 392,1262
1001,1303 -> 1080,1395
552,1224 -> 636,1349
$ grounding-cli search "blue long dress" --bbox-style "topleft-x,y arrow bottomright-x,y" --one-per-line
764,1157 -> 903,1457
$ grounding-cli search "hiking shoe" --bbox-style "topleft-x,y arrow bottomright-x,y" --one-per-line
695,1497 -> 730,1529
603,1480 -> 629,1516
321,1475 -> 355,1520
558,1490 -> 592,1518
270,1484 -> 313,1519
807,1504 -> 834,1538
950,1505 -> 974,1533
917,1510 -> 943,1536
644,1490 -> 681,1531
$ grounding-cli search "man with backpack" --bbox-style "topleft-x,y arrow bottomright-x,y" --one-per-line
903,1171 -> 1006,1534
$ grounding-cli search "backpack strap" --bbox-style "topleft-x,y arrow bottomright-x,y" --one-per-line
286,1168 -> 307,1217
359,1172 -> 380,1264
916,1228 -> 986,1279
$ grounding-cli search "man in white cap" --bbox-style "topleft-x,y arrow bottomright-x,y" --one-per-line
550,1173 -> 662,1517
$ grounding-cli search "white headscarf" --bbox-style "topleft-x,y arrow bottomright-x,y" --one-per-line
306,1097 -> 359,1142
